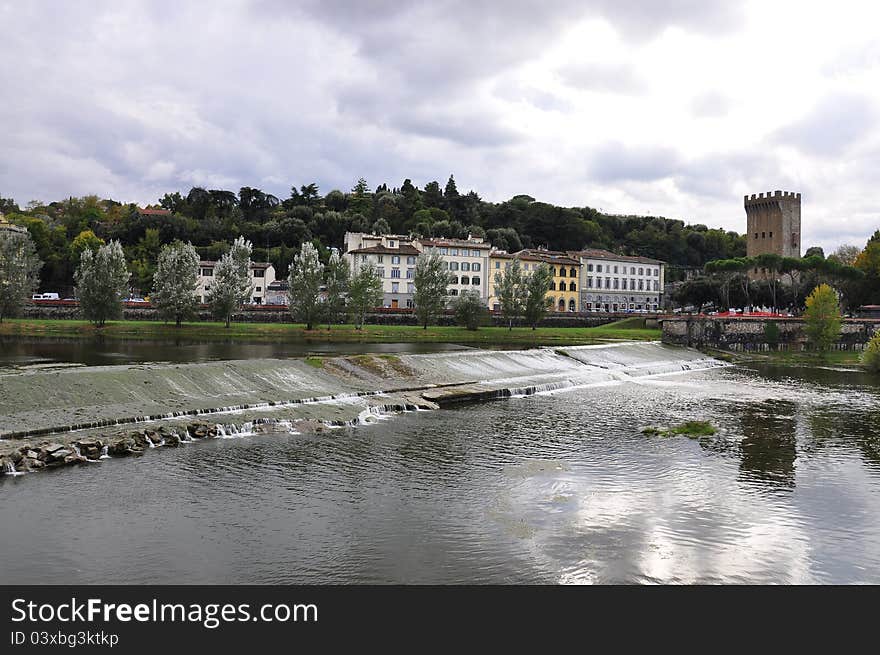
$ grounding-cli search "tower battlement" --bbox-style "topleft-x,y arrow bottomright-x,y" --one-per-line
744,190 -> 801,261
744,190 -> 801,207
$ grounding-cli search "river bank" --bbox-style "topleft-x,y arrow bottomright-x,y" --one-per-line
0,318 -> 660,345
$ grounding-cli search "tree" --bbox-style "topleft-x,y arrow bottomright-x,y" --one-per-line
829,244 -> 861,267
755,253 -> 782,310
413,251 -> 450,329
0,230 -> 41,322
288,241 -> 324,330
803,283 -> 842,353
207,236 -> 252,328
348,262 -> 383,329
74,240 -> 130,327
152,241 -> 200,327
371,218 -> 391,235
70,229 -> 104,262
453,290 -> 485,330
804,246 -> 825,259
861,330 -> 880,373
522,263 -> 554,329
324,249 -> 349,328
495,259 -> 524,330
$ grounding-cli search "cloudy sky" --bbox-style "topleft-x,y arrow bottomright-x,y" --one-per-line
1,0 -> 879,252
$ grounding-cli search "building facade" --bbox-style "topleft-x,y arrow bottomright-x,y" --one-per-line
196,261 -> 276,304
343,232 -> 421,308
744,190 -> 801,260
487,249 -> 581,312
569,249 -> 664,312
419,237 -> 491,303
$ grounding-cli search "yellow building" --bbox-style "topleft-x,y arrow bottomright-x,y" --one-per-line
488,249 -> 581,312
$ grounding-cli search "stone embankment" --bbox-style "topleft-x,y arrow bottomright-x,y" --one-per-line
661,316 -> 880,351
1,342 -> 720,480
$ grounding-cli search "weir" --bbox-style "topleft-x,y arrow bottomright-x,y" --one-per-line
1,342 -> 725,477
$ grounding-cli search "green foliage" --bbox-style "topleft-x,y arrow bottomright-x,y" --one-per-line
323,249 -> 350,328
288,242 -> 325,330
0,230 -> 42,322
522,263 -> 554,329
804,284 -> 842,353
764,321 -> 781,349
152,241 -> 200,326
453,290 -> 485,331
413,251 -> 450,329
74,240 -> 130,327
861,331 -> 880,373
347,262 -> 383,329
495,259 -> 524,330
207,236 -> 252,328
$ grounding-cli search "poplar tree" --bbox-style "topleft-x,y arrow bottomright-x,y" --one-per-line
152,241 -> 200,327
324,249 -> 350,328
413,251 -> 450,329
207,236 -> 252,328
288,241 -> 324,330
75,240 -> 130,327
522,263 -> 554,329
495,259 -> 524,330
0,230 -> 42,322
348,262 -> 383,329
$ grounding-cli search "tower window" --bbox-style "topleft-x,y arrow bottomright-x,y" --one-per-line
754,233 -> 758,239
769,231 -> 773,238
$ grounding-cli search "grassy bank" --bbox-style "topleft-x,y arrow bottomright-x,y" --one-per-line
714,348 -> 864,367
0,318 -> 661,345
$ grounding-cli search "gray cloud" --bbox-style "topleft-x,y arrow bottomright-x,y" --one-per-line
588,142 -> 682,183
690,91 -> 732,118
558,61 -> 645,94
774,94 -> 877,156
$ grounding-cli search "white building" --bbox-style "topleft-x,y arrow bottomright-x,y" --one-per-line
196,261 -> 276,304
568,249 -> 665,312
343,233 -> 421,309
342,232 -> 492,308
418,237 -> 491,303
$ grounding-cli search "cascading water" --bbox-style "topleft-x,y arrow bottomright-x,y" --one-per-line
4,460 -> 24,476
99,445 -> 109,459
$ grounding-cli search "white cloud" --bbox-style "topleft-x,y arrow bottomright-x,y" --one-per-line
1,0 -> 879,254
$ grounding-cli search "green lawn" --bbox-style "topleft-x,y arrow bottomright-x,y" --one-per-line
0,317 -> 661,345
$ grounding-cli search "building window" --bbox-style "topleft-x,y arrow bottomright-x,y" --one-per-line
630,267 -> 635,275
449,289 -> 458,296
639,268 -> 644,275
440,247 -> 448,255
406,299 -> 414,308
377,255 -> 384,263
388,240 -> 395,247
451,248 -> 459,256
407,283 -> 414,293
451,276 -> 459,284
587,264 -> 593,272
406,268 -> 414,279
391,268 -> 401,278
755,233 -> 758,239
392,255 -> 400,264
471,276 -> 479,285
473,262 -> 481,272
201,268 -> 213,276
587,277 -> 593,288
450,262 -> 459,271
495,261 -> 500,269
407,256 -> 416,265
255,286 -> 261,292
769,232 -> 773,238
442,261 -> 449,270
558,299 -> 565,312
597,265 -> 603,272
569,281 -> 576,292
761,232 -> 765,239
462,262 -> 471,272
391,282 -> 399,293
559,267 -> 566,277
559,281 -> 567,291
254,269 -> 265,278
638,280 -> 644,290
569,299 -> 575,312
570,268 -> 577,277
376,267 -> 384,278
653,281 -> 659,291
550,281 -> 556,291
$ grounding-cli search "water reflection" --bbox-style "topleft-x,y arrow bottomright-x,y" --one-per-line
737,399 -> 798,489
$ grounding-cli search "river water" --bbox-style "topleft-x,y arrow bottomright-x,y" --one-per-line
2,351 -> 879,584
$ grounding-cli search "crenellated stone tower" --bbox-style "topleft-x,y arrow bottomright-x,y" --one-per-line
744,190 -> 801,259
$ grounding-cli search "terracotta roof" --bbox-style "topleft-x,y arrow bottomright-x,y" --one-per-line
568,249 -> 664,265
138,207 -> 172,216
516,249 -> 581,266
199,260 -> 273,269
420,238 -> 490,249
347,244 -> 421,256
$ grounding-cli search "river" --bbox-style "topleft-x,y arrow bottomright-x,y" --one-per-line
2,345 -> 879,584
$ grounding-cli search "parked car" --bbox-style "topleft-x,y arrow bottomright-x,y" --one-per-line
32,293 -> 59,300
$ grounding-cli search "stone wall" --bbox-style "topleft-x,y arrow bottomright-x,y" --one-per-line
661,316 -> 879,351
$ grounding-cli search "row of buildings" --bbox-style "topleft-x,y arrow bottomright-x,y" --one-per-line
343,232 -> 665,313
191,232 -> 665,312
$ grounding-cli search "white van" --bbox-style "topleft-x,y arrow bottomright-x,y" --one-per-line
32,293 -> 60,300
